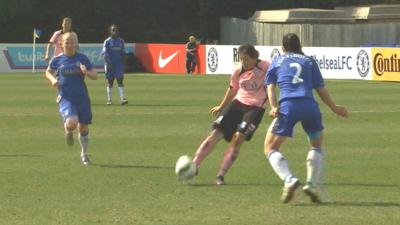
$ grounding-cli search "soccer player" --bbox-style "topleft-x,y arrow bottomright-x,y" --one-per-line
185,36 -> 197,74
102,24 -> 128,105
192,44 -> 270,185
45,32 -> 97,165
45,17 -> 74,62
264,33 -> 348,203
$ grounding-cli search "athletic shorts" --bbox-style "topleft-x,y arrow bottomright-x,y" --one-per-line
212,99 -> 265,142
105,64 -> 124,80
58,95 -> 92,125
269,98 -> 323,137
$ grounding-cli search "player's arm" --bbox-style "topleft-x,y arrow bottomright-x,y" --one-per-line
210,87 -> 238,116
315,87 -> 348,118
45,43 -> 53,62
267,84 -> 279,118
79,63 -> 97,80
102,42 -> 112,66
45,68 -> 58,87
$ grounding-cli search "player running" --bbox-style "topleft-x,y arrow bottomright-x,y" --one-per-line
264,33 -> 348,203
102,24 -> 128,105
192,44 -> 270,185
45,32 -> 97,165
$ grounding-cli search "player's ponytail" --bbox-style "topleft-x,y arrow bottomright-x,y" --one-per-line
282,33 -> 304,55
238,44 -> 259,59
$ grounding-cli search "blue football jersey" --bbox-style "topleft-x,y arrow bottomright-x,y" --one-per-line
50,53 -> 93,98
265,53 -> 324,102
102,37 -> 125,66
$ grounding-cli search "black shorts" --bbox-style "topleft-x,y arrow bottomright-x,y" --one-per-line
212,100 -> 265,142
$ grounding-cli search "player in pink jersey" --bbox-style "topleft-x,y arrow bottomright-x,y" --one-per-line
190,44 -> 270,185
45,17 -> 74,62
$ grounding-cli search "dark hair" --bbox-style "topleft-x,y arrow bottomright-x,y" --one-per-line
282,33 -> 303,54
238,44 -> 259,59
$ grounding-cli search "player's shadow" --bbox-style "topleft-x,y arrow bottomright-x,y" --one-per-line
0,154 -> 42,157
92,103 -> 192,107
187,182 -> 281,187
294,201 -> 400,208
96,163 -> 173,170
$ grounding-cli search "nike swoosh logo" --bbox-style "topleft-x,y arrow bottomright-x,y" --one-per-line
158,50 -> 180,68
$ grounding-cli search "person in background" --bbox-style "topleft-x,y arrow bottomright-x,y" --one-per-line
45,17 -> 75,62
185,35 -> 198,74
102,24 -> 128,105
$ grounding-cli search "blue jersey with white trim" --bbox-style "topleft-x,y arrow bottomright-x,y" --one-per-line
50,53 -> 93,98
265,53 -> 324,102
102,37 -> 125,66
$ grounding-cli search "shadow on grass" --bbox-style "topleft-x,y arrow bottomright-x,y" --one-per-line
294,201 -> 400,208
0,154 -> 42,157
187,182 -> 281,187
95,163 -> 173,170
92,103 -> 192,107
327,182 -> 399,188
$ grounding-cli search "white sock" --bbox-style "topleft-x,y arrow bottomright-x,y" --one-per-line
267,150 -> 294,183
306,147 -> 324,187
78,133 -> 89,157
118,86 -> 125,100
107,86 -> 113,101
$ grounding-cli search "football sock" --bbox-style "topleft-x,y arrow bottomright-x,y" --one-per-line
267,150 -> 294,183
193,139 -> 217,168
78,132 -> 89,157
217,145 -> 239,177
306,147 -> 324,186
107,86 -> 112,101
118,86 -> 125,100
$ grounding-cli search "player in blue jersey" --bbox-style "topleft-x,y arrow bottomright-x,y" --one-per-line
264,33 -> 348,203
45,32 -> 98,165
102,24 -> 128,105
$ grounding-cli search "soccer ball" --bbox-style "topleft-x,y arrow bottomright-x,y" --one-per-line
175,155 -> 196,181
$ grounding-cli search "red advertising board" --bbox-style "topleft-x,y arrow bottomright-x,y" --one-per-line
135,43 -> 205,74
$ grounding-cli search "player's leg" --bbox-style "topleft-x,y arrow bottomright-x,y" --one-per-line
301,105 -> 325,203
193,129 -> 224,171
264,107 -> 300,203
116,75 -> 128,105
106,76 -> 114,105
215,132 -> 246,185
216,106 -> 265,185
191,56 -> 197,73
186,55 -> 193,74
59,97 -> 78,146
78,123 -> 90,165
77,97 -> 93,165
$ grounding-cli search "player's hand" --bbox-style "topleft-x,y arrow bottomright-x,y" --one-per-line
45,55 -> 50,63
210,106 -> 222,116
51,79 -> 59,88
106,63 -> 112,69
80,63 -> 87,76
269,107 -> 279,118
333,105 -> 349,118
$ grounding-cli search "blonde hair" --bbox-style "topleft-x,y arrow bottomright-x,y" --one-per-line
189,36 -> 196,41
62,32 -> 78,43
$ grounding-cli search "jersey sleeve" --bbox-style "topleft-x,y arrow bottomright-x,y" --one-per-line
81,55 -> 93,71
49,31 -> 59,44
312,60 -> 325,88
265,58 -> 279,86
229,68 -> 240,90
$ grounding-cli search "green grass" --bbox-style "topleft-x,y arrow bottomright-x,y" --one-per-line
0,73 -> 399,225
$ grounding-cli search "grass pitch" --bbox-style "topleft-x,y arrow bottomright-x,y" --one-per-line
0,73 -> 399,225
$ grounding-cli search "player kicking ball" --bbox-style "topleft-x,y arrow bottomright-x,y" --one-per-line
102,24 -> 128,105
45,32 -> 97,165
264,33 -> 348,203
191,44 -> 270,185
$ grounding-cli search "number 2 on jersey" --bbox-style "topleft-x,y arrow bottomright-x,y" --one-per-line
290,62 -> 303,84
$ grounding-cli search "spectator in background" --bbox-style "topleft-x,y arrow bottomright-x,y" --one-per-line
102,24 -> 128,105
45,17 -> 75,63
186,35 -> 198,74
